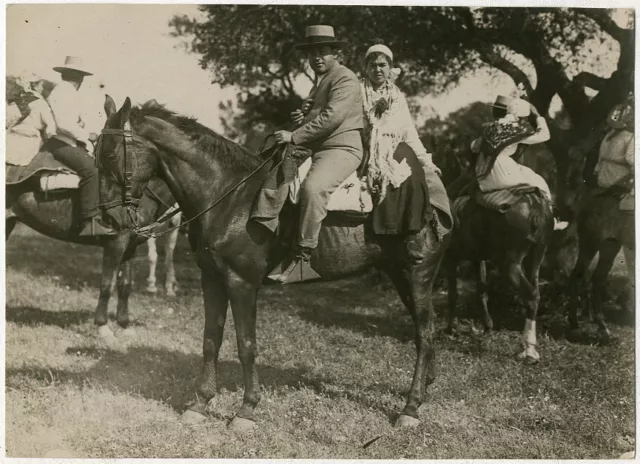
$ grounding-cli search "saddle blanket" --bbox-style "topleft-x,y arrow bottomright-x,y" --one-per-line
289,157 -> 373,214
6,151 -> 80,192
475,184 -> 541,212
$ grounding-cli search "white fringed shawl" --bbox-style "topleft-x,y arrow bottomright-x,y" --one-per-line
361,79 -> 413,202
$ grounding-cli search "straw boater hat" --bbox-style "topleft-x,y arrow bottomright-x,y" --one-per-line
53,56 -> 93,76
295,25 -> 347,50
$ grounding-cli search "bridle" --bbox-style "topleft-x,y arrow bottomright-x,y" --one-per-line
95,127 -> 140,229
96,128 -> 283,239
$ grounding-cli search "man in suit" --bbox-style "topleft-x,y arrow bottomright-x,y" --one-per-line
273,25 -> 364,273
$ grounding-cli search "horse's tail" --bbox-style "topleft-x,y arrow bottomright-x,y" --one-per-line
503,191 -> 553,243
527,192 -> 553,243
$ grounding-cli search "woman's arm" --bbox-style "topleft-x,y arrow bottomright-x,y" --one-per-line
400,94 -> 441,173
520,104 -> 550,145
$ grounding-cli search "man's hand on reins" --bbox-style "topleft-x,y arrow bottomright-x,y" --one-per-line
273,130 -> 293,144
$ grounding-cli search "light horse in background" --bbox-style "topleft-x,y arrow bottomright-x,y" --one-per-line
145,209 -> 182,297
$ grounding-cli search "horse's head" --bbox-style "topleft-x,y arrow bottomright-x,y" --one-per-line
96,95 -> 158,230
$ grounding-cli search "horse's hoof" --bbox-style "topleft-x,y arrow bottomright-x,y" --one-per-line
229,417 -> 256,433
146,285 -> 158,294
516,349 -> 540,365
181,409 -> 208,424
395,414 -> 420,428
97,325 -> 118,348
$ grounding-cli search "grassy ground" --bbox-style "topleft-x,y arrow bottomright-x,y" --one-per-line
5,224 -> 635,459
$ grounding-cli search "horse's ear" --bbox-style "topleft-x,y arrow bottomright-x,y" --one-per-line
120,97 -> 132,127
104,94 -> 117,118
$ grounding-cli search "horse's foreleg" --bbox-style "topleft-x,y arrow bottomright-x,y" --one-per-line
384,232 -> 448,427
184,269 -> 229,423
116,249 -> 135,329
146,237 -> 158,294
591,239 -> 621,339
502,252 -> 540,363
164,228 -> 180,297
95,240 -> 126,344
227,270 -> 260,432
476,260 -> 492,332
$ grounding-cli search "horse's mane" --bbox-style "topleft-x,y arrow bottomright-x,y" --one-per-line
130,101 -> 260,170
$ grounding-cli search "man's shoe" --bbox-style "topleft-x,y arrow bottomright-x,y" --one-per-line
79,217 -> 118,237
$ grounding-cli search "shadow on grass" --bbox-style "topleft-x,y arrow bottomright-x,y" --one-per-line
5,345 -> 406,421
6,228 -> 199,293
6,305 -> 93,328
5,305 -> 151,329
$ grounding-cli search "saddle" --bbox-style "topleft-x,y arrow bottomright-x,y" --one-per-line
451,182 -> 545,227
250,141 -> 432,234
6,151 -> 80,192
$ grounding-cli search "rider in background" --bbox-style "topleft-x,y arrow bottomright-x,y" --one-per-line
46,56 -> 116,237
471,92 -> 553,202
6,74 -> 57,166
594,93 -> 634,193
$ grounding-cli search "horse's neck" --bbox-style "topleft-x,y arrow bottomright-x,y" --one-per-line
155,148 -> 268,221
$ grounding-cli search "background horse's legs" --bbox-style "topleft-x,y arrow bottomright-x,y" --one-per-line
116,247 -> 136,330
591,239 -> 621,340
621,245 -> 635,314
146,237 -> 159,294
476,260 -> 492,332
95,238 -> 127,345
501,249 -> 540,362
227,270 -> 260,431
568,238 -> 599,331
164,226 -> 180,297
445,255 -> 459,334
185,270 -> 229,422
383,232 -> 449,427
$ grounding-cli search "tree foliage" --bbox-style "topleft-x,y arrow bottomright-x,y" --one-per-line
171,5 -> 634,196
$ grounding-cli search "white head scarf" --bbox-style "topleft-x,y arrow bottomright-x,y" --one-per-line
365,44 -> 401,82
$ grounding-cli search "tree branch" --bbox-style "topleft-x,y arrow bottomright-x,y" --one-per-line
475,43 -> 534,95
574,71 -> 608,90
575,8 -> 626,42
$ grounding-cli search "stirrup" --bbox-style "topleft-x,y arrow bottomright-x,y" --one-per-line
268,257 -> 321,284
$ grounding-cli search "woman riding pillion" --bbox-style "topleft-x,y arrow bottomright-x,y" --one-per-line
6,74 -> 57,166
360,43 -> 442,193
46,56 -> 116,237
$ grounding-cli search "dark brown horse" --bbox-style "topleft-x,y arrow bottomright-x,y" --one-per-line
6,146 -> 177,346
444,147 -> 554,363
561,145 -> 634,340
96,95 -> 450,431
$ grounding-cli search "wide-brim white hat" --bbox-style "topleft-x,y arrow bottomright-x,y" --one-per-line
295,25 -> 347,50
53,56 -> 93,76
